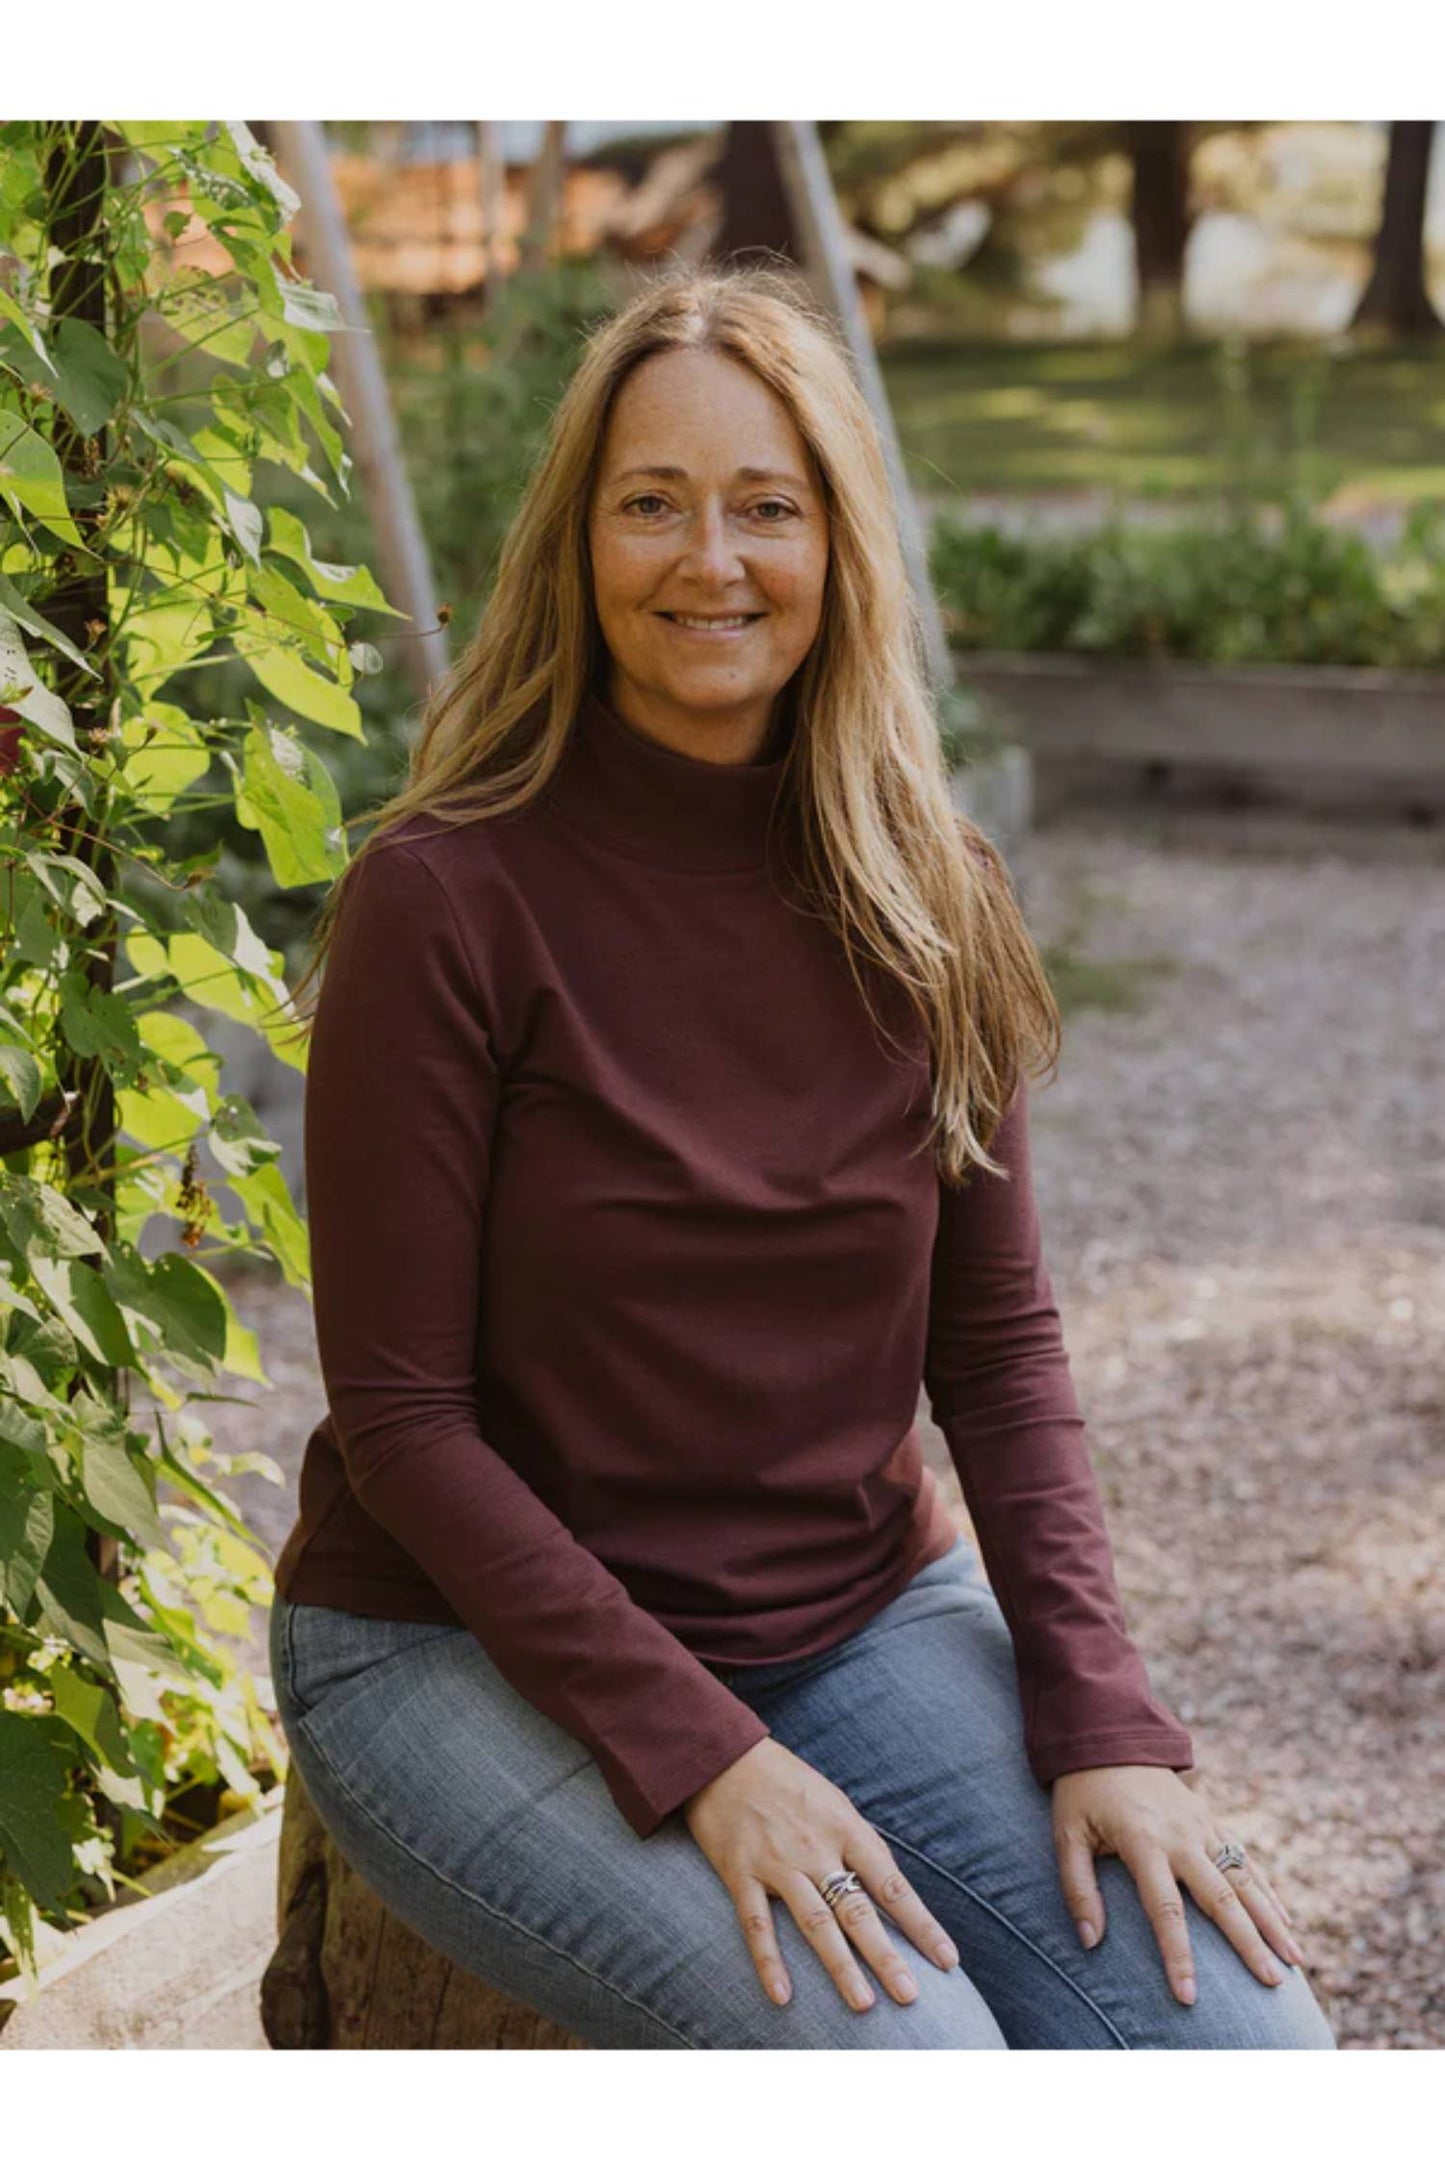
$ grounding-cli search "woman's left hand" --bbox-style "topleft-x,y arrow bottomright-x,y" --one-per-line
1051,1764 -> 1306,2006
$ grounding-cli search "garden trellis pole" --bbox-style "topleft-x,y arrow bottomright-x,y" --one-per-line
269,121 -> 450,706
769,121 -> 953,697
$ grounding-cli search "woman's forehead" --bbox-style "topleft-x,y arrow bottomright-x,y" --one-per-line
598,352 -> 817,480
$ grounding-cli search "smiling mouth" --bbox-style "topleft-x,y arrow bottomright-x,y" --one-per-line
657,611 -> 766,632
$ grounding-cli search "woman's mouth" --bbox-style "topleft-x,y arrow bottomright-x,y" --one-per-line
657,612 -> 765,637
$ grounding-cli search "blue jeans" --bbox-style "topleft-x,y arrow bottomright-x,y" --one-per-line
269,1535 -> 1337,2049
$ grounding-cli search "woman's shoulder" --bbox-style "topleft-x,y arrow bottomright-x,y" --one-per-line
349,803 -> 525,899
341,803 -> 551,997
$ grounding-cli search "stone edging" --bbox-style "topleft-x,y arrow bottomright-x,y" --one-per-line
0,1790 -> 283,2050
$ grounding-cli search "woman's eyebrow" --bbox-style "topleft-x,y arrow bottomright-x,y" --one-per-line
609,463 -> 812,490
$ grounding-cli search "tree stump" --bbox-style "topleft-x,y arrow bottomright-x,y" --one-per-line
260,1769 -> 589,2049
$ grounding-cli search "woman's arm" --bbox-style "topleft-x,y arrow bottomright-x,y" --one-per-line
302,838 -> 769,1838
922,1079 -> 1194,1784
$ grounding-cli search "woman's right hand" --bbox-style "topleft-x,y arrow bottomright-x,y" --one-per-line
681,1736 -> 962,2013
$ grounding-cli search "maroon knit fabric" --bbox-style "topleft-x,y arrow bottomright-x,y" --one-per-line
273,685 -> 1193,1835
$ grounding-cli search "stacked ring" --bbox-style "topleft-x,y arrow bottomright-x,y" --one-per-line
816,1868 -> 867,1911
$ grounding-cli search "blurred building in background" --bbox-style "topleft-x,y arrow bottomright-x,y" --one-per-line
308,119 -> 1442,341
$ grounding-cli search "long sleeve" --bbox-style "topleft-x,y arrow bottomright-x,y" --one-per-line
922,1079 -> 1194,1784
302,838 -> 769,1837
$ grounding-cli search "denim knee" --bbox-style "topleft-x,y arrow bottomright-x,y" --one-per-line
705,1953 -> 1010,2049
1135,1949 -> 1338,2050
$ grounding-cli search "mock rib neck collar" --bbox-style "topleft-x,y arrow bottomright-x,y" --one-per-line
545,683 -> 796,873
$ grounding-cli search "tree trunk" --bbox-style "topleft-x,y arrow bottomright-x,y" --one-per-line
520,121 -> 568,272
1351,121 -> 1442,336
476,120 -> 509,300
260,1769 -> 589,2048
1126,121 -> 1194,344
713,121 -> 802,266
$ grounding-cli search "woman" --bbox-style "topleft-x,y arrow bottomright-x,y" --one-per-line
269,265 -> 1336,2050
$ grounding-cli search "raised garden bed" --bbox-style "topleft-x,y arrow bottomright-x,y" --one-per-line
0,1789 -> 284,2051
958,651 -> 1445,823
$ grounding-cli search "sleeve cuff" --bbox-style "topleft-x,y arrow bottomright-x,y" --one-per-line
605,1704 -> 773,1840
1026,1722 -> 1196,1788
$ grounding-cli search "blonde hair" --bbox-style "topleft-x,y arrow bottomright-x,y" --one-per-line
286,263 -> 1060,1184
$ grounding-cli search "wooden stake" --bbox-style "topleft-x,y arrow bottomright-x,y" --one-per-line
269,122 -> 450,706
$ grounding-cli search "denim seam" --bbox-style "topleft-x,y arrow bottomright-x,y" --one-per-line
868,1819 -> 1131,2048
286,1698 -> 694,2050
282,1611 -> 465,1721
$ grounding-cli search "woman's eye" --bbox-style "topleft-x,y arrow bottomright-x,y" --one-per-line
620,494 -> 797,521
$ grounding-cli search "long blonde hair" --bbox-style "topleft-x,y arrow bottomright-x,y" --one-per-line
286,263 -> 1060,1184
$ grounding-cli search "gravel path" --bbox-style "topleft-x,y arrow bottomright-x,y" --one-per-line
210,807 -> 1443,2050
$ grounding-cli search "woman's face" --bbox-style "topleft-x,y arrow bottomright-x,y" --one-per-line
586,346 -> 830,760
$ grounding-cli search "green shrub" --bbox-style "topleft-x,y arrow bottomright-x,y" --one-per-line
931,499 -> 1445,670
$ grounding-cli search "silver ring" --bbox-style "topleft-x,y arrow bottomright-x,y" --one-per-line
1212,1839 -> 1248,1875
817,1868 -> 866,1912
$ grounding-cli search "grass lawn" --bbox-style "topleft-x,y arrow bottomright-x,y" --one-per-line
881,337 -> 1445,507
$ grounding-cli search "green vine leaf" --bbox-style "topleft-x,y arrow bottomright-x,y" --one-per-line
26,1255 -> 134,1368
0,1044 -> 43,1121
0,607 -> 77,747
0,1477 -> 55,1619
48,1666 -> 144,1801
235,713 -> 346,886
0,1173 -> 106,1262
76,1422 -> 168,1555
48,317 -> 126,437
0,570 -> 99,675
0,413 -> 84,546
234,626 -> 361,735
0,1715 -> 76,1913
102,1245 -> 229,1372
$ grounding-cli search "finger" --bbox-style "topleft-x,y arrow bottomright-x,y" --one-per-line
821,1855 -> 924,2007
1236,1858 -> 1303,1960
1208,1828 -> 1296,1933
1120,1840 -> 1197,2005
850,1823 -> 961,1971
1185,1851 -> 1298,1983
1249,1861 -> 1299,1939
780,1868 -> 879,2013
1053,1818 -> 1107,1949
730,1873 -> 793,2007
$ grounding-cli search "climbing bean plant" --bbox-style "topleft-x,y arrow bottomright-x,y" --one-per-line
0,121 -> 395,1986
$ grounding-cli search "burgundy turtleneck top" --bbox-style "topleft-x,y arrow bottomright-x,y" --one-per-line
273,685 -> 1193,1836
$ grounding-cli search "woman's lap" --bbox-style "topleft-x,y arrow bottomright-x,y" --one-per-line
268,1540 -> 1336,2050
269,1587 -> 1000,2046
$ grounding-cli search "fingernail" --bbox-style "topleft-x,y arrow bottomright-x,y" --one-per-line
933,1937 -> 960,1967
1286,1939 -> 1305,1965
853,1988 -> 874,2011
1178,1976 -> 1196,2005
895,1974 -> 918,2002
1077,1919 -> 1099,1949
1266,1962 -> 1286,1985
771,1977 -> 791,2005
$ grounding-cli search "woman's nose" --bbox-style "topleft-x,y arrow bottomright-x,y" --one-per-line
676,504 -> 744,582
